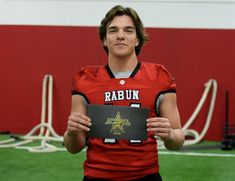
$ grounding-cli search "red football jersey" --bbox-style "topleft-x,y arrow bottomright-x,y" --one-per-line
72,61 -> 176,180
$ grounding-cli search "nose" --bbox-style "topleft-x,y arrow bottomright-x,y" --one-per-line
117,29 -> 125,40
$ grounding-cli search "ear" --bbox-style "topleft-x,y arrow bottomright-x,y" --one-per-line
103,38 -> 107,46
135,38 -> 139,46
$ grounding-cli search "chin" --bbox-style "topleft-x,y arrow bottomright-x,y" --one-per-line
114,50 -> 130,56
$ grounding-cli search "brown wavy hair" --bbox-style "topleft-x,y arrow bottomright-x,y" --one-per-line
98,5 -> 148,56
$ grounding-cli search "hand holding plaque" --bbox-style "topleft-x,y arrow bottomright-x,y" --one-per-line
87,104 -> 149,140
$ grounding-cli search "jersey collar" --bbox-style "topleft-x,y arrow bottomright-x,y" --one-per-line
105,62 -> 141,79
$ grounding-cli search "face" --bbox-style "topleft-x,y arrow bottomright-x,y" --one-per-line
103,15 -> 139,58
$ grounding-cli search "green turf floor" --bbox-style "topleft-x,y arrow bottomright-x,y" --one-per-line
0,136 -> 235,181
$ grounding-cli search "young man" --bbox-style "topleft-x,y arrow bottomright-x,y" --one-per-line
64,5 -> 185,181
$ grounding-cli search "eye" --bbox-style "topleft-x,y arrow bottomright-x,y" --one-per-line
124,27 -> 135,33
107,27 -> 117,34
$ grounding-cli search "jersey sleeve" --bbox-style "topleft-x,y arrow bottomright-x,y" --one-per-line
71,66 -> 98,104
154,64 -> 176,116
71,67 -> 86,96
157,64 -> 176,92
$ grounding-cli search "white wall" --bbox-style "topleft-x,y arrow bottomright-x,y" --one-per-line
0,0 -> 235,29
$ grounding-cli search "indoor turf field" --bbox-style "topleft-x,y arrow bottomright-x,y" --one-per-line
0,135 -> 235,181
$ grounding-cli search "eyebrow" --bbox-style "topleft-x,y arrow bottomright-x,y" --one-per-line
107,26 -> 135,30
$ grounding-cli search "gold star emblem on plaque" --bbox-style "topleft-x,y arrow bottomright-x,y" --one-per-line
105,111 -> 131,135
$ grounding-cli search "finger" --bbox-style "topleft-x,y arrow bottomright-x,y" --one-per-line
68,115 -> 91,132
147,122 -> 169,129
147,117 -> 169,123
70,112 -> 91,122
156,132 -> 169,140
68,120 -> 90,132
69,114 -> 91,127
147,127 -> 168,132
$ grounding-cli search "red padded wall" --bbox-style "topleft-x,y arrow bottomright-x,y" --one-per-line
0,25 -> 235,141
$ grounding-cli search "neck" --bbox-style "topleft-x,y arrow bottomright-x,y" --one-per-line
108,53 -> 138,72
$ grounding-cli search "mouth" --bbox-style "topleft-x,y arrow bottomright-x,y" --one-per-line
115,43 -> 127,46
